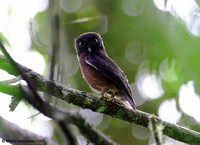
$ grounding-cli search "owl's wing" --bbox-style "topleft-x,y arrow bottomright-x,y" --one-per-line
85,54 -> 135,109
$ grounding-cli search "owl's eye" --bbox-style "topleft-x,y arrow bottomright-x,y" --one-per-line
91,38 -> 99,45
79,40 -> 85,47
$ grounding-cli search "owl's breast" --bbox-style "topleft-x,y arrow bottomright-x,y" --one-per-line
78,54 -> 116,92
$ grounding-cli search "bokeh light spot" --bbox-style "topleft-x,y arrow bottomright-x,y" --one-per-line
132,125 -> 150,140
137,69 -> 164,99
10,50 -> 45,74
60,0 -> 82,13
121,0 -> 144,17
179,81 -> 200,122
125,41 -> 146,65
0,70 -> 15,81
158,99 -> 181,123
80,109 -> 103,126
153,0 -> 200,36
153,0 -> 168,12
63,53 -> 79,77
159,58 -> 178,82
130,83 -> 145,106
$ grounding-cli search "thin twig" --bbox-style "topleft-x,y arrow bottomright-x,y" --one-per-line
48,0 -> 60,81
48,1 -> 78,144
0,76 -> 22,84
57,121 -> 77,145
149,115 -> 163,145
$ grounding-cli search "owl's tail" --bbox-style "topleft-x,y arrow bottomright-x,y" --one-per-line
115,95 -> 136,110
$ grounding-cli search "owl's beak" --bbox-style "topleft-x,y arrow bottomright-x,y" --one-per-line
88,47 -> 92,53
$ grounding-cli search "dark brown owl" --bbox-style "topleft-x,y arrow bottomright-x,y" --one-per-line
75,32 -> 135,110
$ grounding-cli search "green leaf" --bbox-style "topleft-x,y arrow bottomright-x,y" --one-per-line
9,95 -> 23,112
0,83 -> 24,111
0,32 -> 11,48
0,55 -> 18,76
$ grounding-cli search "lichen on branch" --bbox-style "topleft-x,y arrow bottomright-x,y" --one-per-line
0,53 -> 200,145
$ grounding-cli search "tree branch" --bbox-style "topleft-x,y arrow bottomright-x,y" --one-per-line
0,83 -> 117,145
149,115 -> 163,145
22,85 -> 116,145
0,116 -> 57,145
0,54 -> 200,145
0,39 -> 76,145
48,0 -> 60,80
0,42 -> 117,145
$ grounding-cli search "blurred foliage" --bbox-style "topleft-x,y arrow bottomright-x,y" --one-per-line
0,83 -> 23,111
2,0 -> 199,144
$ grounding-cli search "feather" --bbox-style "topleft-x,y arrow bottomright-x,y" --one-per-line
85,53 -> 135,109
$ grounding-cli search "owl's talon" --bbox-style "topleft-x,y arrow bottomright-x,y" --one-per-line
100,88 -> 109,99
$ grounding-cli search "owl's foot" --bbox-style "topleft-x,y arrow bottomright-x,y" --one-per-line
106,90 -> 116,102
100,88 -> 109,100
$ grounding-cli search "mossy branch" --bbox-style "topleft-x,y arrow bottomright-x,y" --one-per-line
0,54 -> 200,145
0,41 -> 116,145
